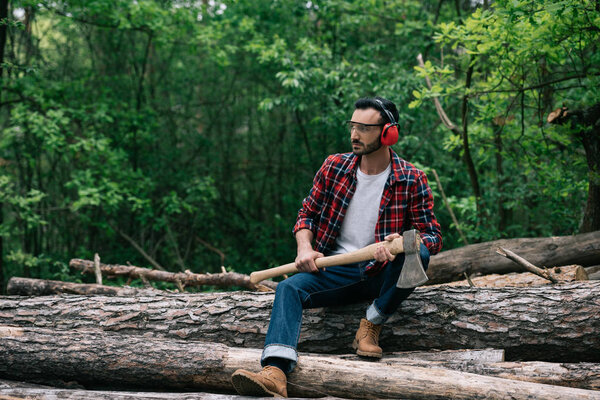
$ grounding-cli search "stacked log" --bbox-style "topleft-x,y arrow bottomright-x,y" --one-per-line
1,282 -> 599,362
1,326 -> 599,399
2,232 -> 600,398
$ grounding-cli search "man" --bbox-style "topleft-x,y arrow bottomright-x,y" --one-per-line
231,96 -> 442,397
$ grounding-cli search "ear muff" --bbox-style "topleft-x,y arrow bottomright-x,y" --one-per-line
381,123 -> 399,146
374,99 -> 399,146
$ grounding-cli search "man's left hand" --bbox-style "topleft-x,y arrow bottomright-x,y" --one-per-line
374,233 -> 400,262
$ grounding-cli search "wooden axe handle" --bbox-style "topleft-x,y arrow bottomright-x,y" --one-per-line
250,237 -> 405,284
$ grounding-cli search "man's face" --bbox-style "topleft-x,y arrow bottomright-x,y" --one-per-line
348,108 -> 384,156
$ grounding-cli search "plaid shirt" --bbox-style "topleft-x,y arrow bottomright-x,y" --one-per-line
293,149 -> 442,274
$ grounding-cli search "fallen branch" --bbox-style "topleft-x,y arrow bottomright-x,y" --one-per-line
496,247 -> 557,283
1,326 -> 598,399
93,253 -> 102,285
433,265 -> 587,288
69,259 -> 277,292
2,282 -> 599,362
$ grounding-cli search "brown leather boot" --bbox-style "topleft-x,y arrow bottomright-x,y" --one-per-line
352,318 -> 383,358
231,366 -> 288,398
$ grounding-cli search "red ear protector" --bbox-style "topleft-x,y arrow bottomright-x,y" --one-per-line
374,99 -> 399,146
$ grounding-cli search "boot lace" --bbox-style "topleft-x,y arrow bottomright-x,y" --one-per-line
367,324 -> 380,344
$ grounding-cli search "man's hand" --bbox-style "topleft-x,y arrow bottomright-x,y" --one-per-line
373,233 -> 401,262
295,247 -> 325,273
295,229 -> 324,273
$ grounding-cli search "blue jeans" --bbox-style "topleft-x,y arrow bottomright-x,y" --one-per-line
261,244 -> 430,373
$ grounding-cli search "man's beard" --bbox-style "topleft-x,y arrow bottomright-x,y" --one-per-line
352,138 -> 382,156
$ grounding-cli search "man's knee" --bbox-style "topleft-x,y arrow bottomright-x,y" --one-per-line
275,277 -> 296,295
275,273 -> 312,298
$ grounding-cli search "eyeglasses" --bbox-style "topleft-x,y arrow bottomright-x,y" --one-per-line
345,120 -> 384,134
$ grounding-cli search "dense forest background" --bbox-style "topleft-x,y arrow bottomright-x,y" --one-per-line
0,0 -> 598,292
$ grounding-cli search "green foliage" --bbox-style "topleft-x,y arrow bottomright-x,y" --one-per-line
0,0 -> 596,290
409,0 -> 599,246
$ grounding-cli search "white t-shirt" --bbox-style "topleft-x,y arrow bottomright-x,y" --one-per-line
332,163 -> 391,255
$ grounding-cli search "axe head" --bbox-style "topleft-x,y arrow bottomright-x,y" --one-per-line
396,229 -> 429,288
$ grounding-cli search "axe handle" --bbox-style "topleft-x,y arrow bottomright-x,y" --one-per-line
249,237 -> 405,284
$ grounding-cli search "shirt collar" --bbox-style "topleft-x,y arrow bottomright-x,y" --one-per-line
344,148 -> 405,184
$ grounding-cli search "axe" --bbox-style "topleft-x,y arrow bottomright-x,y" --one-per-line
250,229 -> 428,288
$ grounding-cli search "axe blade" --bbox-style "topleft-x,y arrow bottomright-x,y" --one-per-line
396,229 -> 429,288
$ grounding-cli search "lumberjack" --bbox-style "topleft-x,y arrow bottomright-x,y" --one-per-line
231,96 -> 442,397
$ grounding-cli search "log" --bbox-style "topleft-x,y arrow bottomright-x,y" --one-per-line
0,379 -> 312,400
427,231 -> 600,284
6,277 -> 164,296
1,282 -> 599,362
587,265 -> 600,280
0,381 -> 322,400
435,265 -> 587,288
1,327 -> 599,400
332,354 -> 600,390
385,348 -> 504,363
431,361 -> 600,391
69,259 -> 277,291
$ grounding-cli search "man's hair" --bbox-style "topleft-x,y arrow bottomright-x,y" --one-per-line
354,96 -> 399,125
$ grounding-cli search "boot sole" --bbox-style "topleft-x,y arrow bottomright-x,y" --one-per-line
231,370 -> 285,398
352,339 -> 382,359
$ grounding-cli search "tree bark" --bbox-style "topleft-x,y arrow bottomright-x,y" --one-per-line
0,0 -> 7,295
587,265 -> 600,280
1,282 -> 599,362
69,259 -> 277,291
427,231 -> 600,283
339,351 -> 600,390
1,327 -> 599,399
1,380 -> 270,400
0,0 -> 8,80
6,277 -> 164,296
435,265 -> 587,288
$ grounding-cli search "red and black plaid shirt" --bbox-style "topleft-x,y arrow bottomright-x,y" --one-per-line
293,149 -> 442,274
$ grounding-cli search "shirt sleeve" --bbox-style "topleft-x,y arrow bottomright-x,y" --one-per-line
409,170 -> 443,255
293,156 -> 330,236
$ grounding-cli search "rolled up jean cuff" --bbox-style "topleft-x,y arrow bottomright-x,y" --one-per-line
366,302 -> 388,325
261,344 -> 298,373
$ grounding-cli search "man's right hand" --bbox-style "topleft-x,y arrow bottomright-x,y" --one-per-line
295,247 -> 324,273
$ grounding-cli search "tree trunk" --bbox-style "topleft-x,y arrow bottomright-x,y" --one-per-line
436,265 -> 588,288
6,277 -> 164,296
427,231 -> 600,284
0,0 -> 7,80
1,327 -> 598,400
1,282 -> 599,362
548,103 -> 600,232
0,0 -> 7,295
